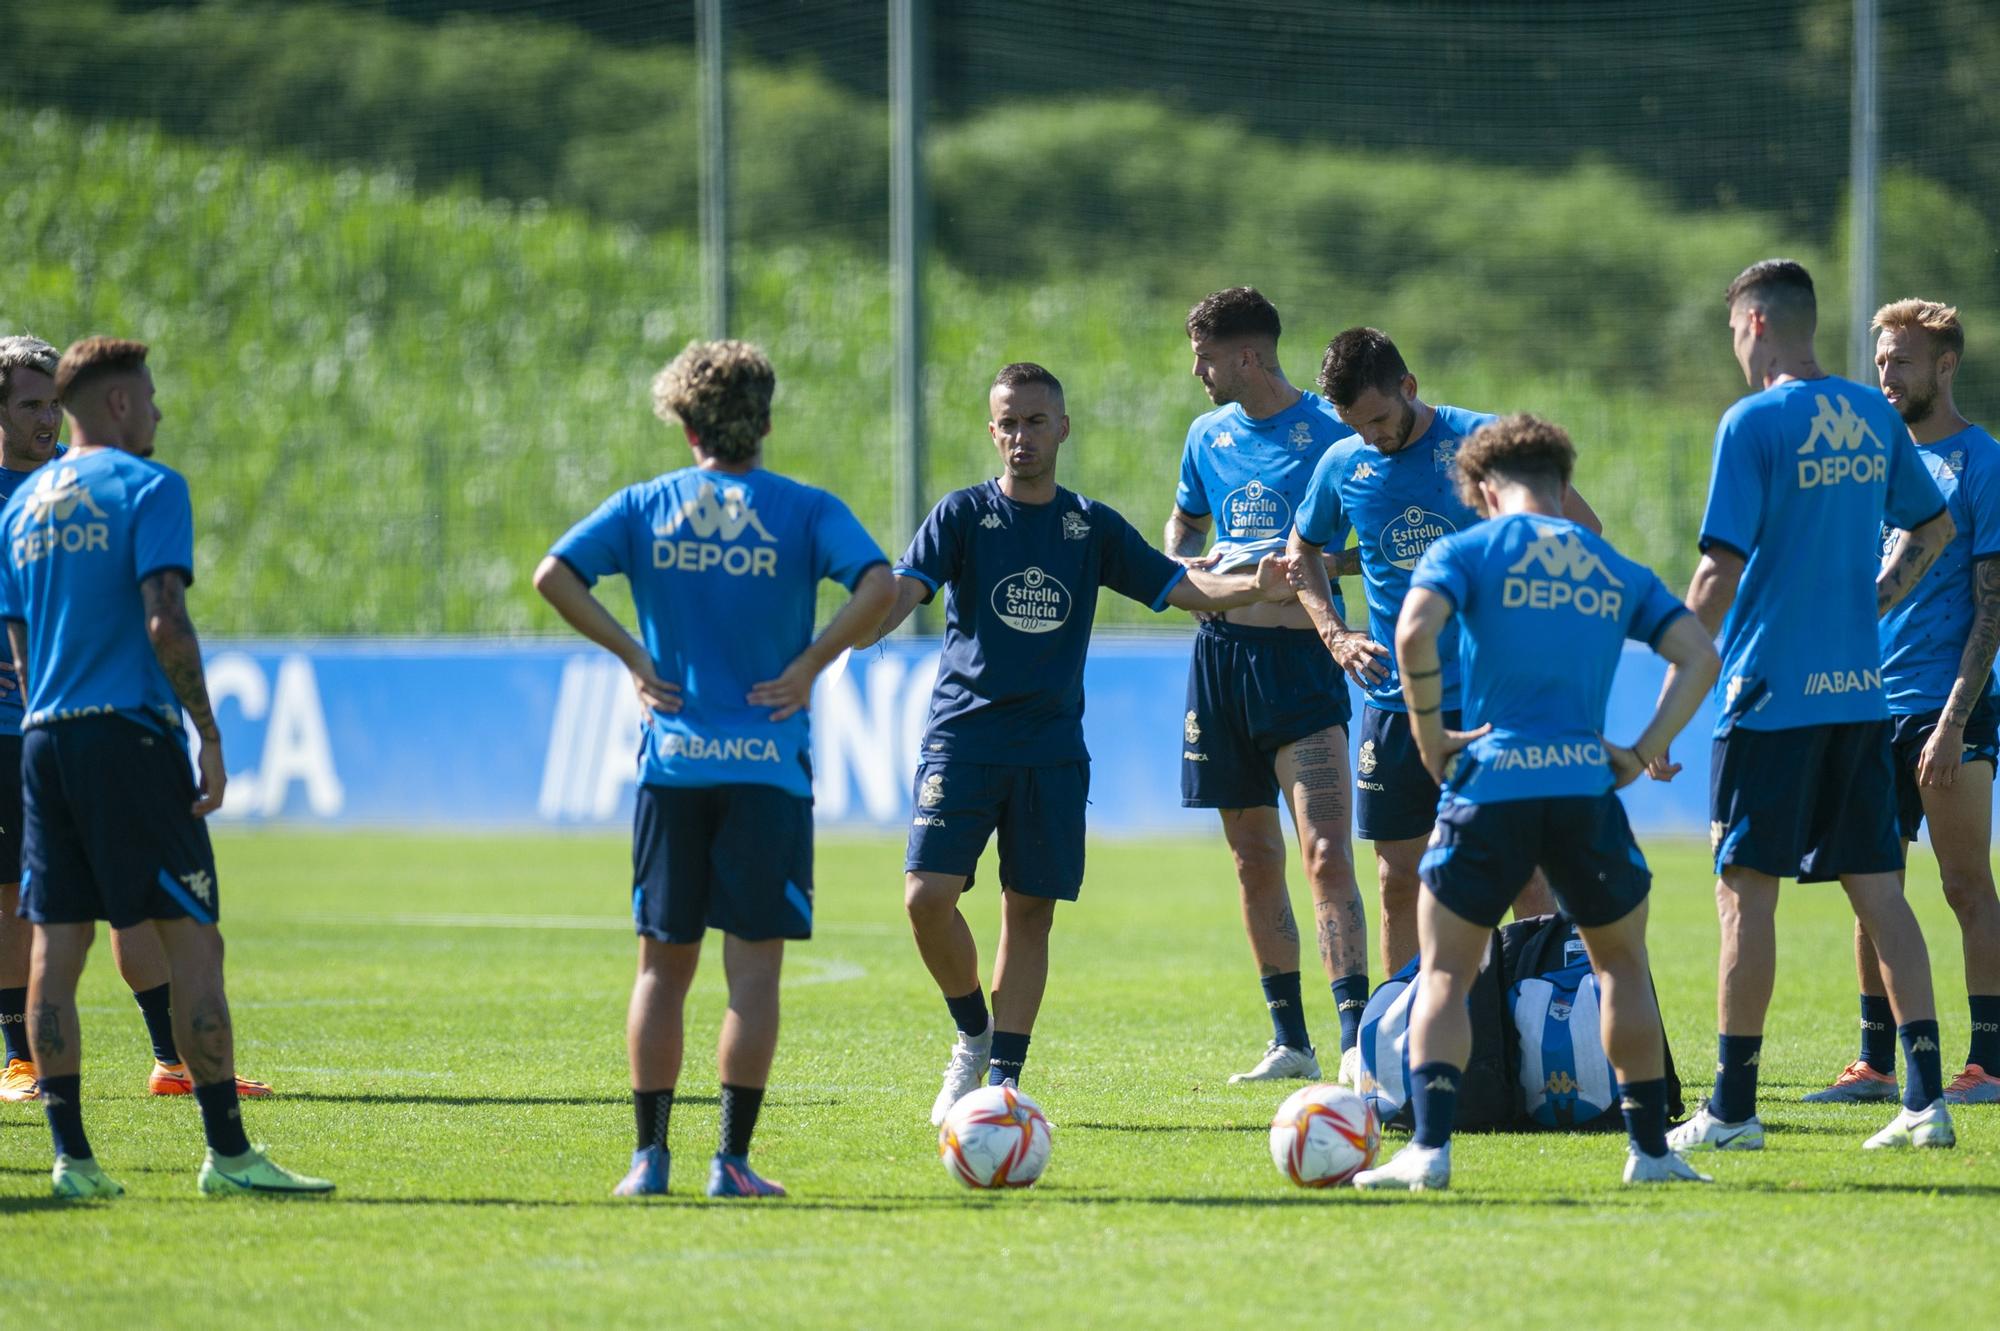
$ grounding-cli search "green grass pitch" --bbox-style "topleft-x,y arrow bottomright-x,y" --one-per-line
8,829 -> 2000,1325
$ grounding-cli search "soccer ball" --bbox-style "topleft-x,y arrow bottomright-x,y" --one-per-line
1268,1083 -> 1379,1187
938,1084 -> 1053,1189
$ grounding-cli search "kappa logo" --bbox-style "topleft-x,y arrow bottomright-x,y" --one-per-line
22,466 -> 108,525
653,481 -> 779,576
1352,462 -> 1375,481
918,772 -> 945,808
1422,1075 -> 1458,1093
1502,525 -> 1625,620
1358,740 -> 1378,776
1911,1035 -> 1939,1054
1062,511 -> 1090,541
12,466 -> 112,567
662,481 -> 776,542
1507,526 -> 1623,586
1797,394 -> 1889,488
180,869 -> 216,909
1545,1070 -> 1579,1096
1212,431 -> 1236,449
1724,675 -> 1746,706
1184,710 -> 1202,744
980,513 -> 1003,529
1710,820 -> 1726,852
1288,420 -> 1314,449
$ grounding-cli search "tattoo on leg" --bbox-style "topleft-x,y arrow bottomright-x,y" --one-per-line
185,996 -> 233,1082
1315,907 -> 1338,970
1290,734 -> 1348,826
31,1001 -> 64,1058
1259,962 -> 1281,978
1275,899 -> 1300,947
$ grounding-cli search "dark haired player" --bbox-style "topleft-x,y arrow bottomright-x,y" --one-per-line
1165,288 -> 1372,1087
3,337 -> 328,1197
538,339 -> 894,1197
1654,260 -> 1959,1152
873,363 -> 1300,1124
1287,328 -> 1594,975
1352,414 -> 1717,1191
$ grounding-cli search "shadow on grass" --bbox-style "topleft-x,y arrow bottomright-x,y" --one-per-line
270,1091 -> 704,1108
1061,1121 -> 1264,1134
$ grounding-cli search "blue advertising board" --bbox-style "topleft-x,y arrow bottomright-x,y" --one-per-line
199,636 -> 1722,835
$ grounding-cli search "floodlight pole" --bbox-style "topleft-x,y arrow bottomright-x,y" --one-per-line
1848,0 -> 1878,380
699,0 -> 731,338
891,0 -> 929,633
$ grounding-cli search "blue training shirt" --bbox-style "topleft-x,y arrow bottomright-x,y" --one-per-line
1176,391 -> 1350,624
1879,424 -> 2000,714
0,449 -> 194,735
897,481 -> 1187,766
0,451 -> 60,736
1294,404 -> 1494,712
551,465 -> 887,798
1411,513 -> 1687,803
1699,376 -> 1946,734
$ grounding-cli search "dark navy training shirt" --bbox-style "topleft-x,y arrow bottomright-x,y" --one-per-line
896,480 -> 1187,766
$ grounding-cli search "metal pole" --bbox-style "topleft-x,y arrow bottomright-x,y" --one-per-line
699,0 -> 731,339
1848,0 -> 1877,380
891,0 -> 928,632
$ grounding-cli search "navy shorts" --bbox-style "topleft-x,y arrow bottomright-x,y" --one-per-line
1355,704 -> 1457,842
1181,621 -> 1352,809
1710,721 -> 1902,882
1890,695 -> 2000,838
1420,792 -> 1651,929
0,733 -> 21,886
631,782 -> 814,944
904,760 -> 1088,901
20,716 -> 220,929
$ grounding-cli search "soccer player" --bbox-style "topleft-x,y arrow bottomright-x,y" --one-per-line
0,334 -> 269,1105
1164,288 -> 1372,1087
1804,299 -> 2000,1106
4,337 -> 328,1198
1658,260 -> 1959,1152
1287,328 -> 1595,975
873,363 -> 1299,1124
536,339 -> 893,1198
1350,415 -> 1717,1191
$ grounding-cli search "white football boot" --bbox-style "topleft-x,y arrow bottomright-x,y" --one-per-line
1666,1103 -> 1765,1152
1352,1141 -> 1450,1191
928,1027 -> 992,1127
1228,1042 -> 1320,1085
1622,1145 -> 1712,1184
1337,1046 -> 1361,1090
1862,1098 -> 1956,1150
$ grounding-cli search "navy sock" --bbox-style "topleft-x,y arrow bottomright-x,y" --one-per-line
987,1030 -> 1030,1085
194,1079 -> 252,1157
40,1073 -> 90,1160
1967,995 -> 2000,1073
1261,971 -> 1310,1050
1411,1061 -> 1460,1149
1899,1020 -> 1944,1110
634,1088 -> 673,1153
1859,994 -> 1895,1074
0,985 -> 28,1063
1331,974 -> 1370,1054
944,987 -> 990,1039
1618,1077 -> 1670,1158
131,983 -> 179,1064
718,1084 -> 764,1157
1711,1034 -> 1762,1123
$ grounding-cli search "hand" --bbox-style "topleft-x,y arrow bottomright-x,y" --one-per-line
1644,742 -> 1682,783
1917,720 -> 1966,789
1322,627 -> 1392,687
1254,553 -> 1301,602
627,658 -> 682,715
1174,550 -> 1222,570
747,656 -> 819,722
192,736 -> 226,817
1602,738 -> 1646,790
0,660 -> 17,704
1421,722 -> 1491,784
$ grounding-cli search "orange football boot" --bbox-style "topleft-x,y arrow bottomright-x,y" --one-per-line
0,1056 -> 38,1101
148,1060 -> 273,1098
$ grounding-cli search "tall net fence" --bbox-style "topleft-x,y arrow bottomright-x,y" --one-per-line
8,0 -> 1998,634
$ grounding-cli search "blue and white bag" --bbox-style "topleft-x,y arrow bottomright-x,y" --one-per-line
1356,956 -> 1421,1123
1511,956 -> 1618,1129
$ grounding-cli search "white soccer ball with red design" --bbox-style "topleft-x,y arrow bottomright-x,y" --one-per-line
938,1084 -> 1053,1189
1268,1083 -> 1379,1187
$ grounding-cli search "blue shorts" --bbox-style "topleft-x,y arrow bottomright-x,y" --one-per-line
1710,721 -> 1902,882
631,782 -> 813,944
1420,792 -> 1651,929
20,716 -> 220,929
904,760 -> 1087,901
1891,695 -> 2000,838
1181,621 -> 1351,809
0,733 -> 21,885
1356,704 -> 1458,842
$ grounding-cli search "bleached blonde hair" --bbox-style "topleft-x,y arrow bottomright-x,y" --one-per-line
650,340 -> 775,463
1873,298 -> 1964,362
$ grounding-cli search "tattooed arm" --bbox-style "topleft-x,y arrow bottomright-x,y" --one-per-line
1878,507 -> 1957,617
142,570 -> 226,817
1164,506 -> 1211,563
1917,555 -> 2000,788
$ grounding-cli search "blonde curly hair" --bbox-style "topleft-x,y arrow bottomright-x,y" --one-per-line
651,340 -> 775,463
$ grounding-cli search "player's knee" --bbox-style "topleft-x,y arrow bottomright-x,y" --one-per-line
904,874 -> 956,921
1299,831 -> 1351,885
1940,871 -> 1999,921
1003,892 -> 1057,935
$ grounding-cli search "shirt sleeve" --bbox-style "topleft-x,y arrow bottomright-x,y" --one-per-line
549,489 -> 633,587
894,495 -> 960,602
1697,407 -> 1765,559
1883,432 -> 1948,532
1099,507 -> 1187,612
1963,443 -> 2000,561
1626,567 -> 1690,648
131,467 -> 196,587
1173,427 -> 1210,518
1292,447 -> 1349,548
1409,533 -> 1469,610
0,516 -> 20,621
812,491 -> 889,590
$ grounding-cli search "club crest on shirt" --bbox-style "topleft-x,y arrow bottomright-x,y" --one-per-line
1357,740 -> 1378,776
991,565 -> 1072,633
1061,511 -> 1090,541
1949,450 -> 1966,477
1378,506 -> 1458,570
1184,711 -> 1202,744
1288,421 -> 1314,449
1435,439 -> 1459,475
919,772 -> 945,808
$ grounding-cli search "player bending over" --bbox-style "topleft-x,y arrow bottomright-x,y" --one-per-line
870,363 -> 1298,1125
0,334 -> 268,1105
1805,299 -> 2000,1106
537,340 -> 893,1198
1164,288 -> 1372,1088
1653,260 -> 1958,1153
4,338 -> 327,1198
1351,414 -> 1718,1191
